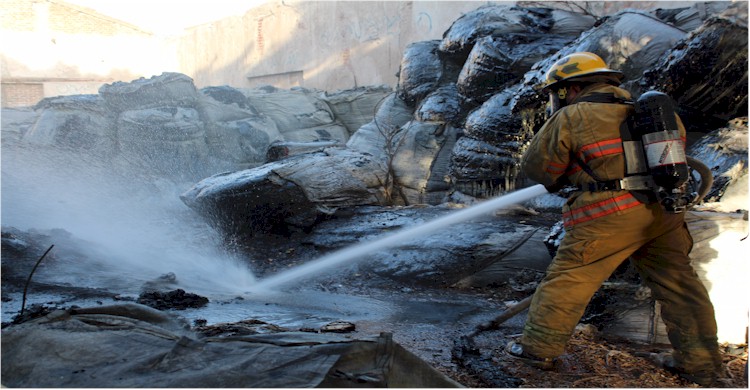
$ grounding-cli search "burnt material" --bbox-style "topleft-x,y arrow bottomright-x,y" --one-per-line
396,40 -> 444,106
643,17 -> 749,133
137,289 -> 209,310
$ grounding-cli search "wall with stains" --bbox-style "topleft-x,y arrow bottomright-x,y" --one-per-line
2,0 -> 700,107
175,1 -> 700,92
177,1 -> 508,91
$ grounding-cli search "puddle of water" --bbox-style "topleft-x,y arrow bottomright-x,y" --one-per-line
1,287 -> 396,329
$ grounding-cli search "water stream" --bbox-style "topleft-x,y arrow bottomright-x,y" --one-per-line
2,135 -> 545,329
249,184 -> 547,292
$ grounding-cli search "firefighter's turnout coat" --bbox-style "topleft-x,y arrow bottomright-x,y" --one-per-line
518,83 -> 722,377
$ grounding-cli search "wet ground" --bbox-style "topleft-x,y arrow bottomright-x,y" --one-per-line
3,230 -> 747,388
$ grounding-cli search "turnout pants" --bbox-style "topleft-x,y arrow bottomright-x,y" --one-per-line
521,202 -> 722,376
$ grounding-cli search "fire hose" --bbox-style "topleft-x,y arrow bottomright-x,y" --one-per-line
686,156 -> 714,204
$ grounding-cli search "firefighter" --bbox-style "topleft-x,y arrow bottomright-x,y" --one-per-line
507,52 -> 724,386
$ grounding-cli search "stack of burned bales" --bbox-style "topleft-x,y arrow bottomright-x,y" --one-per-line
15,2 -> 747,238
20,74 -> 391,184
182,2 -> 746,238
438,4 -> 747,198
180,6 -> 599,237
23,74 -> 222,183
345,6 -> 602,205
389,2 -> 746,200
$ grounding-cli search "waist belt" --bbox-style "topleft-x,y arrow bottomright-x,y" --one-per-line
578,175 -> 656,192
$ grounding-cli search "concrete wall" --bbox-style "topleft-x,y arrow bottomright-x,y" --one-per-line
0,0 -> 178,107
2,0 -> 703,107
176,0 -> 702,91
177,1 -> 497,91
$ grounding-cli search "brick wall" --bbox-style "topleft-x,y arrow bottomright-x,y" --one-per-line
47,1 -> 149,36
1,0 -> 150,36
1,0 -> 151,107
1,83 -> 44,108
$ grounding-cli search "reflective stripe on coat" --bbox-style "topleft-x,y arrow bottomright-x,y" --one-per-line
520,84 -> 687,228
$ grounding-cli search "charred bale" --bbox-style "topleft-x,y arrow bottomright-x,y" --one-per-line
456,33 -> 574,108
200,85 -> 257,112
181,149 -> 385,238
241,87 -> 343,140
99,72 -> 199,112
117,106 -> 212,182
396,40 -> 444,106
204,115 -> 283,169
515,9 -> 687,110
390,121 -> 452,205
24,95 -> 116,157
319,85 -> 393,135
642,16 -> 749,134
449,88 -> 536,197
440,5 -> 596,72
449,137 -> 523,198
180,159 -> 323,237
654,2 -> 737,32
461,89 -> 532,145
688,117 -> 748,203
415,84 -> 462,126
439,5 -> 596,62
346,93 -> 414,158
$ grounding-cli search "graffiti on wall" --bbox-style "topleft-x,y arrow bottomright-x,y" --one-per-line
416,12 -> 433,34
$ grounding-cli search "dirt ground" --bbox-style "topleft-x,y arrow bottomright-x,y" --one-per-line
445,303 -> 749,388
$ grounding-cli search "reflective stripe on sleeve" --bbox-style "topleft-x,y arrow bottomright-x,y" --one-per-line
577,138 -> 623,163
545,161 -> 568,175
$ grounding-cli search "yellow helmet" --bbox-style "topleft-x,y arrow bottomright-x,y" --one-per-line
543,52 -> 623,91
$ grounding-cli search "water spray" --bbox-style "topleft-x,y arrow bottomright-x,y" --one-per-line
249,184 -> 548,293
2,143 -> 257,297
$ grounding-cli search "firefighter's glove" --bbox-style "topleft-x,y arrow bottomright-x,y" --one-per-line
544,177 -> 570,193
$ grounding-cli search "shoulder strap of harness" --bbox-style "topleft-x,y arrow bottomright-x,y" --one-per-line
572,93 -> 655,199
576,92 -> 633,106
575,93 -> 636,141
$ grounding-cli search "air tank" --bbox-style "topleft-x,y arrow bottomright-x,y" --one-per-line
633,90 -> 689,190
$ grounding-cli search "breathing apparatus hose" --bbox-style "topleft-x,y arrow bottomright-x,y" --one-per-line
686,156 -> 713,204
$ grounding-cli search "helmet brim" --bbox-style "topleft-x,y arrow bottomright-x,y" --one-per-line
542,70 -> 625,92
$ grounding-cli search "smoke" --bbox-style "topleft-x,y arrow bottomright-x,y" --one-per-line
1,142 -> 256,297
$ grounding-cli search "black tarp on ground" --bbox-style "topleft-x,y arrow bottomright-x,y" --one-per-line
0,303 -> 462,388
